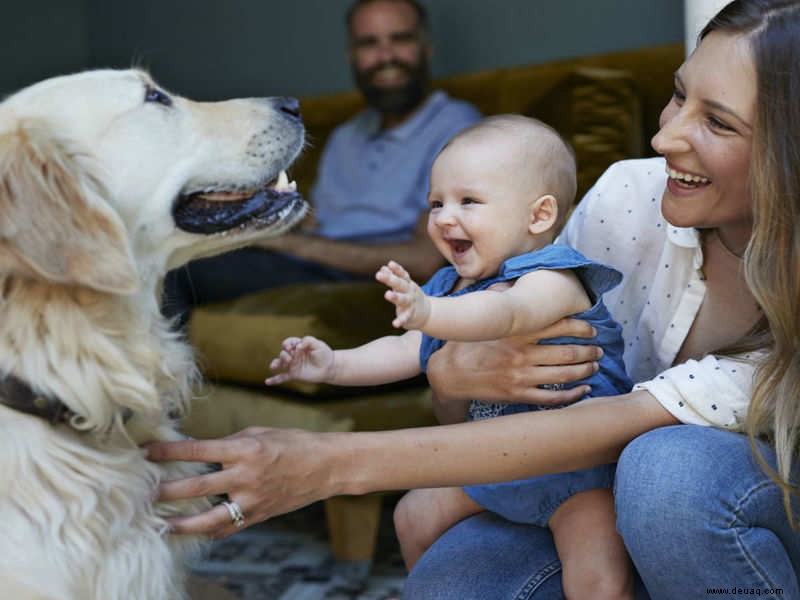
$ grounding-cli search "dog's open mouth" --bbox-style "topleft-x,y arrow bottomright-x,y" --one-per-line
173,171 -> 305,234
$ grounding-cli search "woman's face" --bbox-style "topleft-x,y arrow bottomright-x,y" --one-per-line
651,31 -> 756,254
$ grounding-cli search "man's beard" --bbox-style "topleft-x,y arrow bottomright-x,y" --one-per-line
353,57 -> 431,117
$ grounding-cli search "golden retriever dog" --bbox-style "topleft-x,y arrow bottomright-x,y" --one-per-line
0,69 -> 306,599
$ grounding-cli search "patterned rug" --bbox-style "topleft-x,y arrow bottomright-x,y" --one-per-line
190,499 -> 407,599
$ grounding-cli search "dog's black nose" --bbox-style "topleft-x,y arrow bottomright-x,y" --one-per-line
271,96 -> 302,121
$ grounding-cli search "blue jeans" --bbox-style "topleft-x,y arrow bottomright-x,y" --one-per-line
403,425 -> 800,599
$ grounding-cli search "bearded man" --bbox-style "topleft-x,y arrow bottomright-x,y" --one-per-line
162,0 -> 480,327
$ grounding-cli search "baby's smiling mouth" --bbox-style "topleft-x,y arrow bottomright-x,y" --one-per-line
447,239 -> 473,256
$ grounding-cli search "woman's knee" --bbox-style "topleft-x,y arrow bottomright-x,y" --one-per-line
614,425 -> 800,593
615,425 -> 751,526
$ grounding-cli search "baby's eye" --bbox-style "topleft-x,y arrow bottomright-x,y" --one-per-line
429,200 -> 443,209
461,197 -> 477,205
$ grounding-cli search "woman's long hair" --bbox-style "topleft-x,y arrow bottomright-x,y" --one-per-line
701,0 -> 800,523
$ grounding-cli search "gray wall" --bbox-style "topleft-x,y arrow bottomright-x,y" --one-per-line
2,1 -> 683,99
1,0 -> 90,96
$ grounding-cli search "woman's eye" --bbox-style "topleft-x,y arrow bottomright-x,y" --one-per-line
145,86 -> 172,107
672,86 -> 686,103
707,115 -> 734,132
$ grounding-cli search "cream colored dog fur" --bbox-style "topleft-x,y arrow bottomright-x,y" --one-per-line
0,69 -> 306,599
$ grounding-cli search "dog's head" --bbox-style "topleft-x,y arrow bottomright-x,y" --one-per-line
0,68 -> 306,296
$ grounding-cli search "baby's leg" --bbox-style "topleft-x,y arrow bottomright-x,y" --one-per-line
394,486 -> 484,571
548,488 -> 634,600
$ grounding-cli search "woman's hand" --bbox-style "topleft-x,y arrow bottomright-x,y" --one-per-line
147,427 -> 342,538
148,395 -> 678,540
427,317 -> 601,407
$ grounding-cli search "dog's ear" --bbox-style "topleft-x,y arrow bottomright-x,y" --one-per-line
0,120 -> 138,294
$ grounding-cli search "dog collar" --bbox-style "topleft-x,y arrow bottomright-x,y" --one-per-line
0,374 -> 76,425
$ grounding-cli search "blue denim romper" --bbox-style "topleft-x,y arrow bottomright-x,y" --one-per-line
420,245 -> 633,526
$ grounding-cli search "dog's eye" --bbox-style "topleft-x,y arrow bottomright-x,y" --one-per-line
144,85 -> 172,107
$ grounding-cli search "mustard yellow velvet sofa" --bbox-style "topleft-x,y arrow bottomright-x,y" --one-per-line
180,42 -> 684,565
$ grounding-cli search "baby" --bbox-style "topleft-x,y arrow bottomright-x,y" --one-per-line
268,115 -> 634,599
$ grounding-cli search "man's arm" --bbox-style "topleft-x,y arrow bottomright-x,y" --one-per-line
257,213 -> 444,281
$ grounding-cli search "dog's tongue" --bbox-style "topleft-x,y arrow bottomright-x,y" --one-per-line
195,190 -> 252,202
194,172 -> 297,203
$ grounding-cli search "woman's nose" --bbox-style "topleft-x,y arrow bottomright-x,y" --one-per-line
651,107 -> 692,155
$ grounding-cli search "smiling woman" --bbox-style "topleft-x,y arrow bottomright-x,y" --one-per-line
651,30 -> 763,370
653,30 -> 756,255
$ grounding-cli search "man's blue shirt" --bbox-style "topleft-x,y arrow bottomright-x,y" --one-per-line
311,91 -> 481,243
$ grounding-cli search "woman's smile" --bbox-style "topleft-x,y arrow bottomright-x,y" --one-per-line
665,163 -> 712,194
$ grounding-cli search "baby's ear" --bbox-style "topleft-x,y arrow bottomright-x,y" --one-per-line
529,194 -> 559,235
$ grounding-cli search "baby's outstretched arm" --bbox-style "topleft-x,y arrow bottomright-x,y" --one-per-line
266,336 -> 335,385
378,263 -> 592,342
376,260 -> 431,329
267,331 -> 425,387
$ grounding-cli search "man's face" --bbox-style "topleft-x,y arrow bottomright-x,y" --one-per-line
348,0 -> 432,116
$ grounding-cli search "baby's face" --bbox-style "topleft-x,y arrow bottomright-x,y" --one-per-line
427,138 -> 542,282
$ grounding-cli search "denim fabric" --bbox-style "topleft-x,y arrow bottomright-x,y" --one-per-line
615,425 -> 800,600
464,460 -> 616,528
418,245 -> 631,398
418,246 -> 632,526
403,425 -> 799,599
403,511 -> 566,600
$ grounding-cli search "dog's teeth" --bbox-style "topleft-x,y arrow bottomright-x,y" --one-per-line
276,171 -> 289,190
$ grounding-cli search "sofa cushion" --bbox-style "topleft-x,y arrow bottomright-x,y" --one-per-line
180,382 -> 435,441
530,66 -> 643,201
181,381 -> 355,440
188,281 -> 411,396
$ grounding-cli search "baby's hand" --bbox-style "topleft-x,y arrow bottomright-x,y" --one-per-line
376,260 -> 431,330
265,336 -> 335,385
